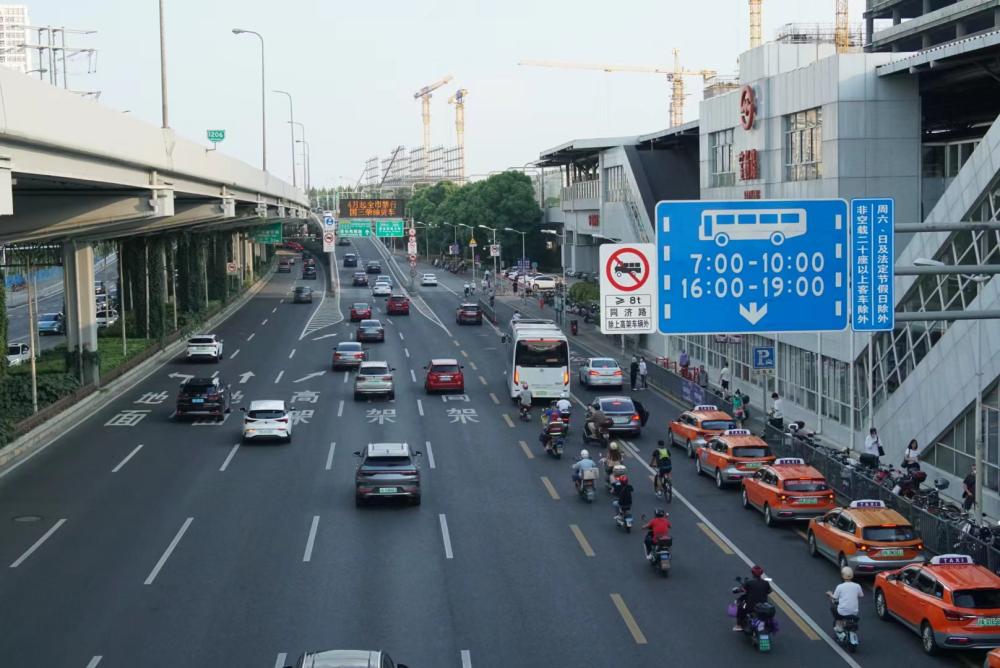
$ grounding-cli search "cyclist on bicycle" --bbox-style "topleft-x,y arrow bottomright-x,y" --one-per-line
650,439 -> 672,498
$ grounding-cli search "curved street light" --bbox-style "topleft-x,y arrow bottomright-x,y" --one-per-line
232,28 -> 266,171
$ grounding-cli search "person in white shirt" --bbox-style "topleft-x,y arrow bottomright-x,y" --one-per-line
768,392 -> 785,429
902,439 -> 920,471
827,567 -> 864,631
719,363 -> 732,396
864,427 -> 882,460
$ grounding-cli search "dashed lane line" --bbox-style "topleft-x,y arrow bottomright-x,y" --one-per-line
461,350 -> 469,358
569,524 -> 595,557
337,400 -> 344,418
343,371 -> 349,384
540,476 -> 560,500
518,440 -> 534,459
289,349 -> 296,359
302,515 -> 320,562
697,522 -> 734,555
405,348 -> 410,358
262,318 -> 268,325
410,369 -> 417,383
325,442 -> 336,471
144,517 -> 193,584
425,440 -> 436,469
398,331 -> 405,341
453,339 -> 460,347
273,654 -> 287,668
479,375 -> 487,385
9,518 -> 67,568
219,443 -> 240,472
111,444 -> 144,473
230,348 -> 240,359
417,399 -> 424,417
469,361 -> 478,370
490,392 -> 500,404
274,370 -> 284,384
503,414 -> 515,428
610,593 -> 647,645
460,650 -> 472,668
86,657 -> 102,668
247,332 -> 255,341
439,514 -> 454,559
272,307 -> 277,314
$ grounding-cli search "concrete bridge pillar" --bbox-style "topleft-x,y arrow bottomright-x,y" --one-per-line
63,241 -> 99,385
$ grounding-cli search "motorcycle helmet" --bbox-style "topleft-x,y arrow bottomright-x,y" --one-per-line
521,381 -> 529,389
609,442 -> 620,451
751,565 -> 764,578
654,508 -> 666,518
841,567 -> 854,580
580,449 -> 590,459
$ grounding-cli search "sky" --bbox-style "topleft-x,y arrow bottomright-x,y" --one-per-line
24,0 -> 866,190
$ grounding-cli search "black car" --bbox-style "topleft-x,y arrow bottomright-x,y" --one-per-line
343,253 -> 358,267
337,237 -> 351,246
175,377 -> 230,420
354,442 -> 422,506
302,266 -> 317,280
356,319 -> 385,342
456,303 -> 483,325
352,272 -> 369,286
365,261 -> 382,274
293,286 -> 314,303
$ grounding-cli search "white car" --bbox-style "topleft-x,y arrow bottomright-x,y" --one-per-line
420,273 -> 438,286
528,275 -> 557,290
372,281 -> 392,297
185,334 -> 223,362
96,308 -> 119,328
241,400 -> 292,443
6,342 -> 31,367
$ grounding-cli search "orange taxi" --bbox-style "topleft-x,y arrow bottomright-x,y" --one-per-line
875,554 -> 1000,654
668,404 -> 737,459
740,457 -> 836,526
694,428 -> 775,489
987,647 -> 1000,666
807,499 -> 924,574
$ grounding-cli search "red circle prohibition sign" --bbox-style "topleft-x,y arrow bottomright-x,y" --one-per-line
605,248 -> 650,292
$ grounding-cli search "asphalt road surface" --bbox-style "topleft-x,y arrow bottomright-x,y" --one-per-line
0,241 -> 976,668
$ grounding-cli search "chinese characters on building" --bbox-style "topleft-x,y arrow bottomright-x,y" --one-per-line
738,149 -> 759,181
851,199 -> 894,331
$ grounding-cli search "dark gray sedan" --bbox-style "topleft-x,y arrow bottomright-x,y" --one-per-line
590,396 -> 642,437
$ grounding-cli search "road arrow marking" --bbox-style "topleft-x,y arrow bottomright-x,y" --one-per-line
238,371 -> 255,384
168,373 -> 193,382
293,371 -> 325,383
738,302 -> 768,325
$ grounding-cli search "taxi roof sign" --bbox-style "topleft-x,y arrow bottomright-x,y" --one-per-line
930,554 -> 975,565
849,499 -> 886,509
774,457 -> 806,466
694,404 -> 718,412
723,429 -> 752,436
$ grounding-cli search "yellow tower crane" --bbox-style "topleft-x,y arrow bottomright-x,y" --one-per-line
835,0 -> 850,53
749,0 -> 763,49
448,88 -> 468,183
413,74 -> 453,176
519,50 -> 715,128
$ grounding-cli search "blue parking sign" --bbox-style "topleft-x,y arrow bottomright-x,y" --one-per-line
655,199 -> 849,335
753,346 -> 775,370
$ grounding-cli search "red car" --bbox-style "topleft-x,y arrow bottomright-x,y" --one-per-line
456,303 -> 482,325
425,358 -> 465,393
387,295 -> 410,315
350,302 -> 372,322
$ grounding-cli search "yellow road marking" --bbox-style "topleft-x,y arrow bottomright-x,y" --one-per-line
569,524 -> 595,557
518,440 -> 534,459
771,592 -> 820,641
502,414 -> 515,428
957,654 -> 981,668
461,350 -> 469,358
540,476 -> 560,499
479,375 -> 487,385
610,593 -> 648,645
469,361 -> 478,370
489,393 -> 500,405
697,522 -> 734,555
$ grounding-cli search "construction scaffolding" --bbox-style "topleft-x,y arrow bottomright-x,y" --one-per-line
362,145 -> 464,192
775,22 -> 864,49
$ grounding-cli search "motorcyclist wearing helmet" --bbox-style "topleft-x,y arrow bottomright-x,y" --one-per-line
603,441 -> 624,473
538,410 -> 566,452
734,565 -> 772,631
555,397 -> 572,421
826,566 -> 863,632
615,475 -> 634,519
543,401 -> 561,427
609,465 -> 629,496
518,382 -> 533,408
650,439 -> 672,496
572,449 -> 597,490
642,508 -> 671,558
585,406 -> 612,443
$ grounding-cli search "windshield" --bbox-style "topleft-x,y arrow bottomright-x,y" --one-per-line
953,589 -> 1000,609
359,366 -> 388,376
733,446 -> 771,458
862,526 -> 917,542
360,320 -> 380,328
784,479 -> 829,492
590,359 -> 617,368
40,314 -> 60,321
702,420 -> 736,430
338,343 -> 363,352
248,410 -> 285,420
363,456 -> 412,468
601,399 -> 635,413
353,303 -> 369,310
515,339 -> 568,368
188,338 -> 215,345
184,383 -> 216,394
7,345 -> 21,354
431,364 -> 460,373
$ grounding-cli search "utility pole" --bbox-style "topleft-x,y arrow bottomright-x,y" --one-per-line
158,0 -> 169,128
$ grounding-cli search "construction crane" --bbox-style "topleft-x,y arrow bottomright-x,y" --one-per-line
448,88 -> 468,183
749,0 -> 763,48
413,74 -> 453,176
835,0 -> 850,53
519,49 -> 715,128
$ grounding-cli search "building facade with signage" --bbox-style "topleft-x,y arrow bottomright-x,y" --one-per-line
0,5 -> 29,74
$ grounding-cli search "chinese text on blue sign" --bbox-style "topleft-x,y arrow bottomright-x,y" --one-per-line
851,198 -> 894,331
655,200 -> 849,335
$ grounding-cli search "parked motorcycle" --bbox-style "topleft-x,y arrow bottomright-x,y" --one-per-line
613,499 -> 633,533
731,577 -> 778,652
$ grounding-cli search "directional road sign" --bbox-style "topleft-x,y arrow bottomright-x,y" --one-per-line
753,346 -> 775,370
375,220 -> 404,238
206,129 -> 225,143
851,198 -> 894,332
252,223 -> 282,244
655,199 -> 848,335
322,232 -> 335,252
598,243 -> 657,334
338,221 -> 371,237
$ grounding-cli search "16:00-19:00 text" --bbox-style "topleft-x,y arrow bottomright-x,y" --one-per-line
680,251 -> 829,299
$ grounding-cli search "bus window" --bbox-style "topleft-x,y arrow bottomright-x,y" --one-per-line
760,213 -> 778,225
737,214 -> 756,225
717,215 -> 735,226
515,340 -> 568,368
780,212 -> 801,224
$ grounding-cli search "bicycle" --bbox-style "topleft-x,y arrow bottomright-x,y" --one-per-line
654,469 -> 673,503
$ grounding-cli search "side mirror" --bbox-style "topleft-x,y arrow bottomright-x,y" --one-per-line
423,366 -> 428,370
886,573 -> 899,582
501,334 -> 508,343
179,382 -> 185,388
460,365 -> 465,369
225,408 -> 232,414
391,368 -> 396,372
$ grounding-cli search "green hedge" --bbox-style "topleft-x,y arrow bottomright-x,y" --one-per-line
568,282 -> 599,304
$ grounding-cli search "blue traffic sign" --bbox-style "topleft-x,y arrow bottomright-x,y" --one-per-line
753,346 -> 775,370
655,199 -> 849,335
850,198 -> 894,332
323,215 -> 335,227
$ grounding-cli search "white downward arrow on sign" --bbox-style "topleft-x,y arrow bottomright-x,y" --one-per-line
738,302 -> 768,325
238,371 -> 255,384
294,371 -> 326,383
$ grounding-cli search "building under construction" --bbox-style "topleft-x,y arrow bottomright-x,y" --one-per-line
360,145 -> 463,192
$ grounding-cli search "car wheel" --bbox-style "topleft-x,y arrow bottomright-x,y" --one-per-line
715,468 -> 724,489
807,532 -> 819,557
389,392 -> 395,400
355,495 -> 364,507
921,622 -> 939,655
874,589 -> 889,621
411,495 -> 422,506
763,504 -> 774,527
686,440 -> 695,459
741,487 -> 751,509
353,393 -> 361,401
695,456 -> 703,476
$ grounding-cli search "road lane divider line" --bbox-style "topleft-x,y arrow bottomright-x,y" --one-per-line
697,522 -> 734,555
469,361 -> 478,370
325,442 -> 336,471
273,653 -> 287,668
503,414 -> 515,428
274,370 -> 284,384
86,657 -> 102,668
570,524 -> 595,556
479,375 -> 487,385
518,440 -> 534,459
219,443 -> 240,472
111,444 -> 144,473
404,348 -> 410,358
417,399 -> 424,417
439,514 -> 454,559
302,515 -> 320,562
398,331 -> 405,341
490,393 -> 500,404
426,440 -> 436,469
343,371 -> 349,384
144,517 -> 193,584
460,650 -> 472,668
272,307 -> 277,314
262,318 -> 268,325
610,593 -> 648,645
795,529 -> 808,541
9,518 -> 66,568
770,591 -> 821,641
211,371 -> 219,379
337,400 -> 344,417
453,339 -> 460,347
289,349 -> 296,359
461,350 -> 469,358
541,476 -> 560,499
618,438 -> 858,663
410,369 -> 417,383
230,349 -> 240,359
247,332 -> 255,341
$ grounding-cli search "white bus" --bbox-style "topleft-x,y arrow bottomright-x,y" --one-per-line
699,208 -> 808,247
504,321 -> 570,400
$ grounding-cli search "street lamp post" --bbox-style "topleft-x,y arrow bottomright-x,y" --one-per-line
542,228 -> 565,324
232,28 -> 266,171
415,222 -> 436,262
478,224 -> 498,287
504,227 -> 527,274
273,90 -> 296,188
158,0 -> 169,129
292,121 -> 308,192
458,223 -> 475,289
441,222 -> 459,258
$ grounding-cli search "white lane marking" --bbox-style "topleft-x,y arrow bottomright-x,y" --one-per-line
230,348 -> 240,359
417,399 -> 424,417
461,650 -> 472,668
289,349 -> 296,359
111,444 -> 144,473
426,440 -> 436,469
274,370 -> 284,384
404,348 -> 410,358
86,657 -> 102,668
343,371 -> 349,384
9,518 -> 67,568
313,333 -> 338,341
262,318 -> 269,325
272,307 -> 277,314
302,515 -> 320,562
279,299 -> 284,304
438,513 -> 454,559
273,654 -> 287,668
410,369 -> 417,383
337,400 -> 344,417
247,332 -> 255,341
398,331 -> 405,341
144,517 -> 193,584
386,316 -> 394,326
219,443 -> 240,472
325,442 -> 336,470
211,371 -> 219,379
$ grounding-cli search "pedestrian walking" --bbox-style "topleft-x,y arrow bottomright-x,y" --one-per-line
732,390 -> 746,426
639,357 -> 648,389
679,349 -> 690,377
963,465 -> 977,512
629,356 -> 639,391
863,427 -> 883,462
719,362 -> 732,398
697,365 -> 709,391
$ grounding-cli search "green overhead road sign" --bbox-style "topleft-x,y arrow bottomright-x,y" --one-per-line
252,223 -> 282,244
338,221 -> 372,237
207,129 -> 226,143
375,220 -> 405,238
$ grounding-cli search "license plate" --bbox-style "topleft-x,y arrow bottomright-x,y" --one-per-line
797,497 -> 819,504
378,487 -> 397,494
439,376 -> 452,381
978,617 -> 1000,626
612,417 -> 628,424
878,548 -> 904,557
743,462 -> 762,469
192,398 -> 204,404
659,552 -> 671,561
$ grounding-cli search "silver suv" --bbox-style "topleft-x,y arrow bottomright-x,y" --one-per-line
353,361 -> 395,401
286,649 -> 409,668
353,443 -> 422,506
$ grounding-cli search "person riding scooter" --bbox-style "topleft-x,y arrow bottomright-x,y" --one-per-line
827,567 -> 863,634
643,508 -> 671,559
538,414 -> 567,454
585,406 -> 612,445
572,449 -> 597,491
603,441 -> 624,474
615,476 -> 634,522
734,565 -> 772,632
517,382 -> 532,421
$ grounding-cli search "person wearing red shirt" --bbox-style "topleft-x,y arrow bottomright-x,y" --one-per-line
643,508 -> 671,558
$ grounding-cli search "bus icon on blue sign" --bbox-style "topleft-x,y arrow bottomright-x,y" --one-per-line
699,208 -> 808,247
